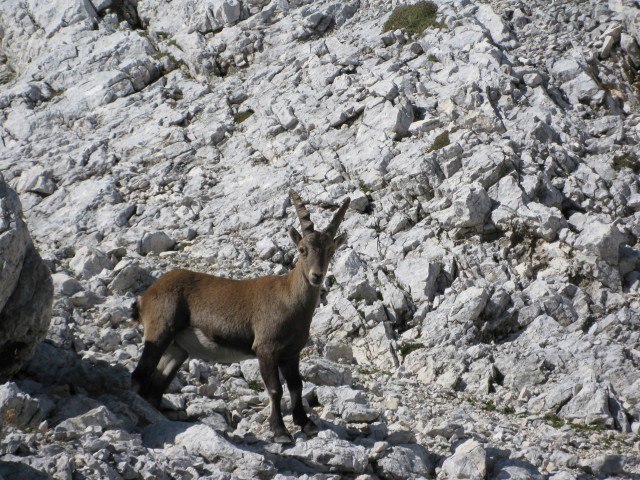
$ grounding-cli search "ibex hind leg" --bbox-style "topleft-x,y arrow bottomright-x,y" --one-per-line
145,342 -> 189,409
132,332 -> 174,398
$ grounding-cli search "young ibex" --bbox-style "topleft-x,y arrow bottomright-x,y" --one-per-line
131,190 -> 350,443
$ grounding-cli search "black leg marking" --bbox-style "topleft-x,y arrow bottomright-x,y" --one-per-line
259,354 -> 291,443
280,356 -> 319,436
146,342 -> 189,409
132,340 -> 169,398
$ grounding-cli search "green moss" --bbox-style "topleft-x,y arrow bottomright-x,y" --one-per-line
383,2 -> 439,36
234,109 -> 255,123
427,53 -> 439,62
612,152 -> 640,173
502,405 -> 516,415
398,342 -> 424,357
359,179 -> 371,194
248,381 -> 263,392
569,422 -> 606,433
543,413 -> 565,429
428,130 -> 450,152
483,400 -> 497,412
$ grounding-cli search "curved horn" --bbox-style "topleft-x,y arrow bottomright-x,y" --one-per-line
325,197 -> 350,237
289,190 -> 314,235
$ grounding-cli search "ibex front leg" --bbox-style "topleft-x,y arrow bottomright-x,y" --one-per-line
279,356 -> 320,435
258,354 -> 291,443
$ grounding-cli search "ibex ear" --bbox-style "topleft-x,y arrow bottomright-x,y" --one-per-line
333,232 -> 347,250
289,226 -> 302,246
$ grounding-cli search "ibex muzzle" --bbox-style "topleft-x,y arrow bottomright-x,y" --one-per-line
131,190 -> 350,443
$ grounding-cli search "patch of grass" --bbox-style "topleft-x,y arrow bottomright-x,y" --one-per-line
359,179 -> 371,194
543,413 -> 565,428
49,87 -> 64,99
428,130 -> 450,152
3,408 -> 17,426
398,342 -> 424,357
234,109 -> 255,124
248,381 -> 263,392
383,2 -> 439,36
569,422 -> 606,433
357,367 -> 393,376
502,405 -> 516,415
483,400 -> 497,412
427,53 -> 439,62
612,152 -> 640,173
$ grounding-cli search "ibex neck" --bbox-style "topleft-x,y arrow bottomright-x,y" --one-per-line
288,261 -> 321,306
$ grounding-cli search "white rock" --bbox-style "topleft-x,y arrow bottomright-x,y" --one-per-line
394,256 -> 439,303
349,189 -> 370,213
69,246 -> 113,279
51,272 -> 83,297
377,444 -> 434,479
448,286 -> 490,324
574,220 -> 625,265
284,434 -> 368,473
255,237 -> 278,260
300,356 -> 352,386
143,422 -> 274,477
15,166 -> 56,195
138,231 -> 175,255
434,183 -> 492,228
441,438 -> 487,479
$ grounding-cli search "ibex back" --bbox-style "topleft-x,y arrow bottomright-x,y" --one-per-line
131,190 -> 350,443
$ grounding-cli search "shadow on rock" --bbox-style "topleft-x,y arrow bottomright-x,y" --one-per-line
13,341 -> 163,432
0,460 -> 52,479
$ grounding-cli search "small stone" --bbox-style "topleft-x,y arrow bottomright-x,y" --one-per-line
138,231 -> 175,255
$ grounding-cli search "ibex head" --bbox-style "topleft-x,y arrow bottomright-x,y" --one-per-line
288,190 -> 350,287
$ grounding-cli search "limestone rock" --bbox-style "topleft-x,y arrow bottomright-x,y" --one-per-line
0,177 -> 53,381
441,439 -> 487,479
138,231 -> 175,255
377,444 -> 434,479
395,256 -> 440,303
284,431 -> 368,473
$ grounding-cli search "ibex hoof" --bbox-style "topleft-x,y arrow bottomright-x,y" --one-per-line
273,433 -> 294,444
302,420 -> 321,436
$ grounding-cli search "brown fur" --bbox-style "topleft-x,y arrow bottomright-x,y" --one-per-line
131,191 -> 350,443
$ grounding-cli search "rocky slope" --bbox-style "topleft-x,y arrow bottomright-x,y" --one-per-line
1,0 -> 640,478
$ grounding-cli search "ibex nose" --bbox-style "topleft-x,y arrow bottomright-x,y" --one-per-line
309,272 -> 323,286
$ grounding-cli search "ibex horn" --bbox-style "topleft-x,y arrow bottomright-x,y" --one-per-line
289,190 -> 315,235
325,197 -> 350,237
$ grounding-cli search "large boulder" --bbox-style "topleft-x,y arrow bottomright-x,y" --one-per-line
0,175 -> 53,381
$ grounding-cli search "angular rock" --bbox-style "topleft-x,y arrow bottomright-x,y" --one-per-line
284,430 -> 368,473
0,382 -> 42,429
377,444 -> 434,479
138,231 -> 175,255
53,406 -> 123,440
395,256 -> 440,303
69,246 -> 113,279
441,439 -> 487,479
0,177 -> 53,381
143,422 -> 275,478
574,220 -> 625,265
300,356 -> 352,387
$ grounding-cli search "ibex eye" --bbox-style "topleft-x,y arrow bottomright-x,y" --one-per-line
299,247 -> 307,256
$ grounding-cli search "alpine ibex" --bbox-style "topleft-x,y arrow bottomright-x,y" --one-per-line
131,190 -> 350,443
